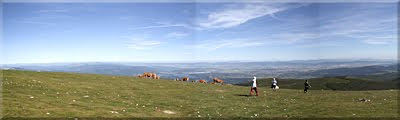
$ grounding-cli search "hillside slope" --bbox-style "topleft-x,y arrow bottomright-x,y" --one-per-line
1,70 -> 398,119
237,77 -> 398,90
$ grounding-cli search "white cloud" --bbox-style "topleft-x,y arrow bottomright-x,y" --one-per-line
192,3 -> 396,52
128,3 -> 304,31
315,4 -> 397,45
119,16 -> 133,20
165,32 -> 189,38
269,33 -> 320,44
193,39 -> 264,51
130,23 -> 192,30
362,36 -> 396,45
197,4 -> 301,29
124,36 -> 161,50
363,39 -> 391,45
193,32 -> 323,51
33,9 -> 69,13
126,40 -> 161,50
19,20 -> 56,26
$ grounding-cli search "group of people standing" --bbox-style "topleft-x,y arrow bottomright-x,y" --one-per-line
249,76 -> 312,96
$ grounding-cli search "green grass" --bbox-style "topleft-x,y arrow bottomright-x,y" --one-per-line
238,77 -> 398,90
2,70 -> 398,119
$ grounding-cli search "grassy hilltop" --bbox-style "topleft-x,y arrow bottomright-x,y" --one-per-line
237,76 -> 398,91
1,70 -> 398,119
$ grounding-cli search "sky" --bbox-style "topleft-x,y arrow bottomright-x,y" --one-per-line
1,2 -> 398,64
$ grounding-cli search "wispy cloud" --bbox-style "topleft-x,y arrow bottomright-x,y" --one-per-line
269,33 -> 320,44
128,3 -> 304,31
18,20 -> 57,26
197,3 -> 304,29
363,40 -> 392,45
33,9 -> 69,13
193,39 -> 264,51
130,22 -> 192,30
124,36 -> 161,50
260,4 -> 397,46
316,5 -> 397,45
191,3 -> 396,52
362,36 -> 396,45
165,32 -> 190,38
16,9 -> 75,26
15,15 -> 75,27
193,31 -> 324,51
119,16 -> 133,20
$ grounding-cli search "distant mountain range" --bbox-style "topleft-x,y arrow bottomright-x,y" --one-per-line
2,63 -> 177,76
1,60 -> 397,84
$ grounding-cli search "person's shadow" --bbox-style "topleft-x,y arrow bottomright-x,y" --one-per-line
234,94 -> 252,97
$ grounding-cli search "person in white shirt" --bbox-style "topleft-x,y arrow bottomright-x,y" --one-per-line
271,78 -> 278,90
249,76 -> 259,96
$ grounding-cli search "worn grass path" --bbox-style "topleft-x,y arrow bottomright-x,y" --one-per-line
1,70 -> 398,119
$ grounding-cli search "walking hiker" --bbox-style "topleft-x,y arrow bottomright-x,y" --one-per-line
271,78 -> 278,90
249,76 -> 259,96
304,80 -> 311,93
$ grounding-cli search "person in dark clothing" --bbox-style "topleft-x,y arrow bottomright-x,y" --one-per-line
304,80 -> 311,93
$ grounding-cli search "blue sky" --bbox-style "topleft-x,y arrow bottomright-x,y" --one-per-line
2,2 -> 397,64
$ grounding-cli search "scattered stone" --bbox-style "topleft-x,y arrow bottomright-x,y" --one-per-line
83,95 -> 89,98
163,110 -> 176,114
359,98 -> 371,102
30,96 -> 34,99
110,111 -> 119,114
46,112 -> 50,115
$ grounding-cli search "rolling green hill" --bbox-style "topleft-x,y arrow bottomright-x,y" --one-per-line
1,70 -> 398,119
349,72 -> 398,82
